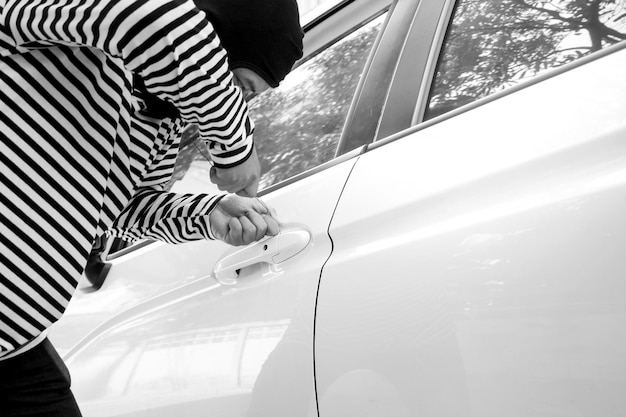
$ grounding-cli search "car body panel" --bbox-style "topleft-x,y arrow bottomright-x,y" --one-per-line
47,0 -> 626,415
49,179 -> 225,354
62,157 -> 358,417
49,0 -> 388,355
315,47 -> 626,416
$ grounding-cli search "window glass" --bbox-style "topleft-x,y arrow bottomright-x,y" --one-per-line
425,0 -> 626,120
298,0 -> 338,17
251,14 -> 384,189
169,14 -> 385,192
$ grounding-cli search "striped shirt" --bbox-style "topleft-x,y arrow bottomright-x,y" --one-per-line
0,0 -> 254,359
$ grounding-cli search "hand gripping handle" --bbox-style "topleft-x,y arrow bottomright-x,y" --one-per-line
213,226 -> 311,285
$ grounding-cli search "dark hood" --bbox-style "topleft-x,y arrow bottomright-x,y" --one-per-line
194,0 -> 304,87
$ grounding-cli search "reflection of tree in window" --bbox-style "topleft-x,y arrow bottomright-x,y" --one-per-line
250,16 -> 384,189
426,0 -> 626,120
167,16 -> 384,191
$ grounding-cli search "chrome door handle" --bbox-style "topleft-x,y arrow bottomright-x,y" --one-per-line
213,225 -> 311,285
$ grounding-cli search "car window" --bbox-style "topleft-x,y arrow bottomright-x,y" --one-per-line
169,14 -> 385,192
298,0 -> 340,17
424,0 -> 626,120
252,14 -> 384,189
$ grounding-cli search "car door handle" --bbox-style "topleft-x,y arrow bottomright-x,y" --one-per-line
213,225 -> 311,285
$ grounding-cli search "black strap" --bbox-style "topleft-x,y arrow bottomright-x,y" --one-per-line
133,75 -> 180,119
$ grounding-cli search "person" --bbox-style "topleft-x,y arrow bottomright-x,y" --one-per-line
0,0 -> 303,415
135,0 -> 305,197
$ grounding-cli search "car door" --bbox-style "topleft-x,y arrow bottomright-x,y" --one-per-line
48,0 -> 397,356
315,0 -> 626,416
57,1 -> 395,416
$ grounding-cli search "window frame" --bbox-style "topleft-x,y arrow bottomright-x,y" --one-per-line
336,0 -> 428,155
373,0 -> 455,141
370,0 -> 626,151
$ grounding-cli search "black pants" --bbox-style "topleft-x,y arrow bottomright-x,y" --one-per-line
0,338 -> 82,417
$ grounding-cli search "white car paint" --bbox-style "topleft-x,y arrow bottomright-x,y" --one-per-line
61,157 -> 358,417
315,47 -> 626,416
48,1 -> 626,415
48,161 -> 221,354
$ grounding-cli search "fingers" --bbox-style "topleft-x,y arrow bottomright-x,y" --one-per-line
263,213 -> 280,237
250,197 -> 269,215
235,178 -> 260,197
227,217 -> 243,245
210,167 -> 258,196
243,210 -> 268,241
210,167 -> 239,193
211,195 -> 280,246
251,198 -> 279,236
209,149 -> 261,196
222,212 -> 276,246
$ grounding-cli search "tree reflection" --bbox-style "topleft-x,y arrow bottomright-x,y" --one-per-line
426,0 -> 626,119
168,16 -> 384,192
249,16 -> 383,189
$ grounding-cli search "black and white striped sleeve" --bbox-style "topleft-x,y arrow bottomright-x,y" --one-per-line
108,118 -> 224,244
1,0 -> 254,168
108,188 -> 223,244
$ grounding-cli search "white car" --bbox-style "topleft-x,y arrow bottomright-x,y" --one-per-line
50,0 -> 626,416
